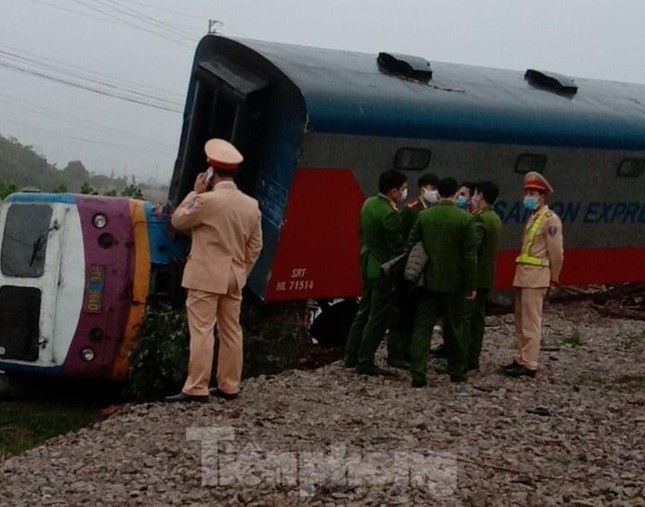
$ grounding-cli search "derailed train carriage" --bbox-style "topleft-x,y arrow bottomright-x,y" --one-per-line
1,35 -> 644,379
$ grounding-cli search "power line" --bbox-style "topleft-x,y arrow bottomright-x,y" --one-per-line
0,42 -> 184,101
122,0 -> 208,21
0,60 -> 182,113
29,0 -> 196,47
67,0 -> 196,48
0,49 -> 182,109
30,0 -> 117,24
98,0 -> 199,40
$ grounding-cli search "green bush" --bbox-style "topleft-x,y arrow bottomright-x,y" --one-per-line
128,303 -> 191,400
128,295 -> 310,401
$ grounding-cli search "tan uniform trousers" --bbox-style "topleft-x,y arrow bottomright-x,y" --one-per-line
182,278 -> 243,397
514,287 -> 547,371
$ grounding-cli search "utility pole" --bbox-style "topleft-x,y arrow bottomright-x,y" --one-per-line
208,19 -> 223,34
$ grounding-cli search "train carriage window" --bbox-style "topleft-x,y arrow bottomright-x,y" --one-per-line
1,204 -> 53,278
514,153 -> 547,174
394,148 -> 431,171
618,158 -> 645,177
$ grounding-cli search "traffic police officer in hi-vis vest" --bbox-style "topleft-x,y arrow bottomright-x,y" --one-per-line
505,171 -> 563,378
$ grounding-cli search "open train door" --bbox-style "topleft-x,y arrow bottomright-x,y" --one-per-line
169,56 -> 271,204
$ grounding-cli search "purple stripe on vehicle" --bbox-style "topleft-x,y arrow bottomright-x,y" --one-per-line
62,196 -> 135,378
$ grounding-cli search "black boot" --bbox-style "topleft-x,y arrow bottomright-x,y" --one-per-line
505,364 -> 536,378
387,358 -> 411,370
209,387 -> 239,400
164,392 -> 209,403
502,360 -> 520,371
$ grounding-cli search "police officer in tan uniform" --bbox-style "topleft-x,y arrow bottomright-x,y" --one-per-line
505,171 -> 563,378
165,139 -> 263,402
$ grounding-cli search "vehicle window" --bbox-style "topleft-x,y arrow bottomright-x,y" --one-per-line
394,148 -> 431,171
617,158 -> 645,177
514,153 -> 547,174
1,204 -> 53,278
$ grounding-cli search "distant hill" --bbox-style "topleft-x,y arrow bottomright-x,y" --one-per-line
0,134 -> 168,202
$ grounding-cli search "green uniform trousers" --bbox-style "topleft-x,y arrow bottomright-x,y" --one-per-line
462,289 -> 488,370
386,285 -> 417,363
410,290 -> 467,383
344,278 -> 394,370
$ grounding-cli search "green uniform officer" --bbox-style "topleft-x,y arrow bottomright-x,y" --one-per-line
399,173 -> 441,241
462,181 -> 503,370
344,169 -> 408,375
388,173 -> 440,367
408,177 -> 478,386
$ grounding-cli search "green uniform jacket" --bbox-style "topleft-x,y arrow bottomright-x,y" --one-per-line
400,198 -> 428,241
408,201 -> 478,292
358,194 -> 405,280
473,206 -> 503,289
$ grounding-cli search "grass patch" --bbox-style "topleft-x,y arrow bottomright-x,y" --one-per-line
625,330 -> 645,348
552,454 -> 572,466
0,401 -> 103,457
561,328 -> 584,347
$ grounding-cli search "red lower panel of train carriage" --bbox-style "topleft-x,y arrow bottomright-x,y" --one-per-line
496,247 -> 645,288
265,168 -> 364,301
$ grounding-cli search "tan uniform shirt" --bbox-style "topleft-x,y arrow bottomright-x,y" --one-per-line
513,205 -> 564,288
171,181 -> 263,295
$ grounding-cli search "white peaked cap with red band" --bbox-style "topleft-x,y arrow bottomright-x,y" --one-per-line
523,171 -> 554,197
204,138 -> 243,171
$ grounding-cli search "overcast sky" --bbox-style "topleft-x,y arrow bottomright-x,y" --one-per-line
2,0 -> 644,184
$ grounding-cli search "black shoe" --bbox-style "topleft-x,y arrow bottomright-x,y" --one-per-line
209,387 -> 239,400
164,392 -> 209,403
411,379 -> 427,388
450,374 -> 467,384
387,358 -> 411,370
356,365 -> 396,377
343,357 -> 357,368
504,364 -> 536,378
502,360 -> 521,371
430,344 -> 447,358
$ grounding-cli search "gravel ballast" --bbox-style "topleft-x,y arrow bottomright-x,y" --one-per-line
1,302 -> 644,506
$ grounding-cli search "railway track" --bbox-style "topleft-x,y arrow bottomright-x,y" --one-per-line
553,283 -> 645,320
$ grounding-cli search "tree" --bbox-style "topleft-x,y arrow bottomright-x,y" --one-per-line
0,180 -> 18,200
103,189 -> 117,197
62,161 -> 89,182
80,182 -> 95,195
121,183 -> 144,199
53,183 -> 68,193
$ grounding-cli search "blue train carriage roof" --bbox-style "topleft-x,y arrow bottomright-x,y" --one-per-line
218,36 -> 645,150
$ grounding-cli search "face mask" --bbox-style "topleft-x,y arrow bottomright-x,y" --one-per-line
400,188 -> 409,201
423,188 -> 438,204
456,195 -> 468,208
523,196 -> 538,211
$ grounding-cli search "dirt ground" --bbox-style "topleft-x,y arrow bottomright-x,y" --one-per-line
0,301 -> 643,506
